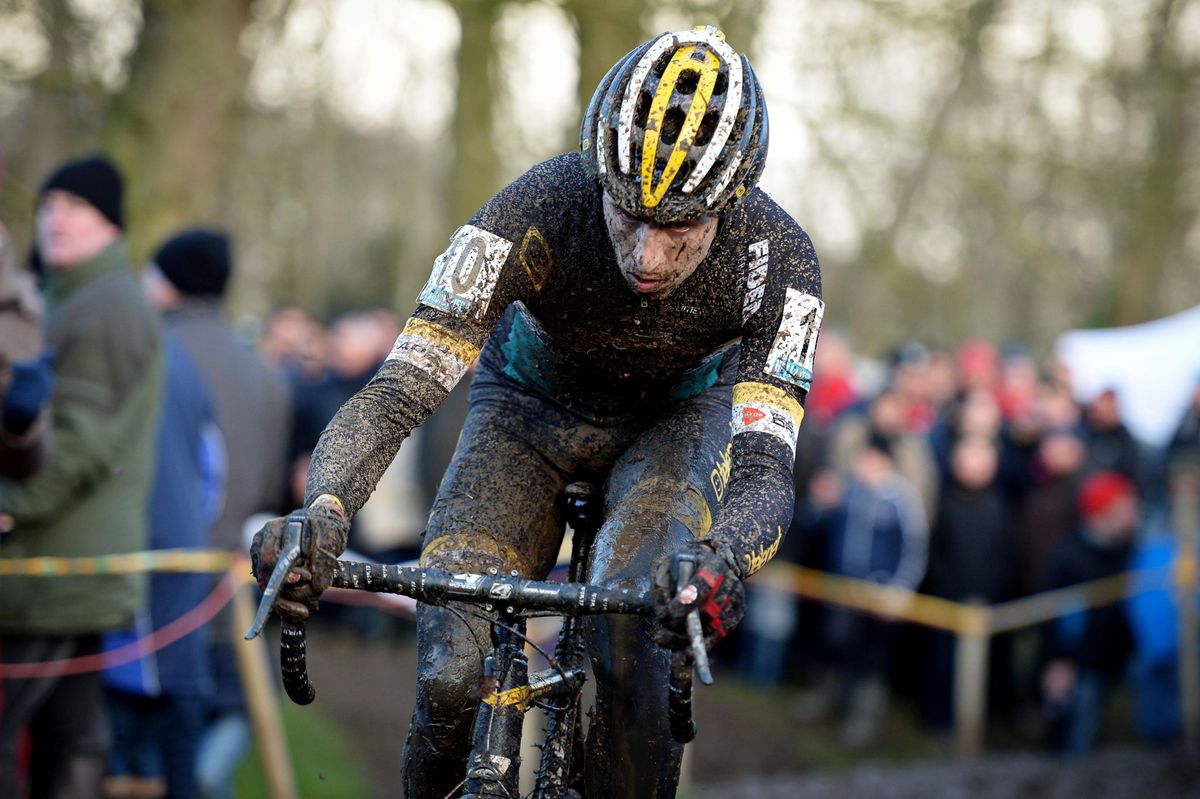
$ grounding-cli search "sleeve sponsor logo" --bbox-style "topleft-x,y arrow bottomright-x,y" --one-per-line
743,526 -> 783,576
732,400 -> 799,458
764,288 -> 824,392
709,441 -> 733,503
742,239 -> 769,323
418,224 -> 513,320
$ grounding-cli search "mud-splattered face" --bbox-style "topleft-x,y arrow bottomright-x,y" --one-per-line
602,192 -> 717,299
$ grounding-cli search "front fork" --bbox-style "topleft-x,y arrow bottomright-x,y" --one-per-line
463,619 -> 528,798
462,618 -> 587,799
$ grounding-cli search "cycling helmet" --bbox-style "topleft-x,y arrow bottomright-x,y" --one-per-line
581,26 -> 769,224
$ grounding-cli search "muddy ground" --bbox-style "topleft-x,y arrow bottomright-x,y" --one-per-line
291,622 -> 1199,798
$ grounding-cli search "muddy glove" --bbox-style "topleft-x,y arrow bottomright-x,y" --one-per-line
652,540 -> 745,651
2,350 -> 54,436
250,497 -> 349,622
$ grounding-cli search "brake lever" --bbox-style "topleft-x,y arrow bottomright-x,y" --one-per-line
673,553 -> 714,686
244,511 -> 309,640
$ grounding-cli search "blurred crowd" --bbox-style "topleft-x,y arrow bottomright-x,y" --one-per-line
2,151 -> 1199,798
737,328 -> 1200,754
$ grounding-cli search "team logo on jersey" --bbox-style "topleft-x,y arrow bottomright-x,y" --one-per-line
418,225 -> 513,320
742,239 -> 769,323
764,288 -> 824,392
518,226 -> 553,292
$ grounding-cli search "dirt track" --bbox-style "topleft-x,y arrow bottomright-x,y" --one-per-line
693,747 -> 1200,799
296,622 -> 1199,798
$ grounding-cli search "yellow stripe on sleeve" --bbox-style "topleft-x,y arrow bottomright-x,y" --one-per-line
401,317 -> 481,365
731,381 -> 805,427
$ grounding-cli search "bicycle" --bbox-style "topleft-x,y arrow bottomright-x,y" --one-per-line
246,482 -> 713,799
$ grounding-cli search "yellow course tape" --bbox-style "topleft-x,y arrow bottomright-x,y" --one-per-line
1,548 -> 1186,639
755,561 -> 1178,637
0,549 -> 241,577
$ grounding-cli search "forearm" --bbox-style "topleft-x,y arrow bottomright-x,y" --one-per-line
305,358 -> 452,516
707,448 -> 795,580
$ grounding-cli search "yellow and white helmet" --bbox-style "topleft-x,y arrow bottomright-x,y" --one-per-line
581,26 -> 769,224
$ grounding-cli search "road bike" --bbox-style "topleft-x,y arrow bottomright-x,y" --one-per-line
246,482 -> 710,798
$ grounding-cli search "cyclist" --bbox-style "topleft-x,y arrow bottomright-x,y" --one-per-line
253,26 -> 823,797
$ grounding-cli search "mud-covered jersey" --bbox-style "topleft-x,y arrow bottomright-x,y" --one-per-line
308,151 -> 823,579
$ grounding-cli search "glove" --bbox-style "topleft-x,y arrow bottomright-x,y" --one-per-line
2,350 -> 54,436
652,540 -> 745,651
250,501 -> 349,622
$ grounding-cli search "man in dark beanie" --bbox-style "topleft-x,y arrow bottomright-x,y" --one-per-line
142,226 -> 291,797
150,228 -> 231,297
0,153 -> 162,798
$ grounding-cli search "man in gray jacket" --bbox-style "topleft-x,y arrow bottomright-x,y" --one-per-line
0,154 -> 163,798
143,227 -> 291,794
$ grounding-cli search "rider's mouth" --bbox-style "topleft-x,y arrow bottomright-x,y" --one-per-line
628,273 -> 663,292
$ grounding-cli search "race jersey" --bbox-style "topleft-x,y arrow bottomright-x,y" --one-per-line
308,151 -> 824,579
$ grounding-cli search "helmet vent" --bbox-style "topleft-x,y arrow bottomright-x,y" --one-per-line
713,71 -> 729,97
675,70 -> 700,96
696,111 -> 719,147
636,90 -> 653,124
660,107 -> 686,145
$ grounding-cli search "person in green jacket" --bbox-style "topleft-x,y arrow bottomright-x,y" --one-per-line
0,154 -> 163,799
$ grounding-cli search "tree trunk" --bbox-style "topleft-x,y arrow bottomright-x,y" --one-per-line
1111,0 -> 1193,325
448,0 -> 504,226
102,0 -> 256,258
1,0 -> 105,253
566,0 -> 647,126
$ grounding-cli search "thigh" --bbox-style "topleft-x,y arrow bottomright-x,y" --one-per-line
1,636 -> 74,760
588,382 -> 732,587
33,637 -> 109,759
420,396 -> 567,579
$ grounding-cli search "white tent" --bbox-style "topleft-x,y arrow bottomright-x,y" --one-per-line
1055,304 -> 1200,448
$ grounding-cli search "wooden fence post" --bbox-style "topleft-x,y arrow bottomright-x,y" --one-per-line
1175,475 -> 1199,750
953,604 -> 991,757
230,582 -> 299,799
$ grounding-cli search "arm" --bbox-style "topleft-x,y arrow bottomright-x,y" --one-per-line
253,157 -> 582,613
1,319 -> 159,523
707,222 -> 824,580
304,177 -> 559,514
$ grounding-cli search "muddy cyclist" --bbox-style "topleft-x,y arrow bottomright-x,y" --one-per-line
252,25 -> 824,798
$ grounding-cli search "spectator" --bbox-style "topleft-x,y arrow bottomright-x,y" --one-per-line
142,227 -> 291,797
287,311 -> 386,505
954,339 -> 1001,396
0,154 -> 163,797
921,435 -> 1016,729
102,336 -> 224,799
830,388 -> 939,519
888,342 -> 938,434
259,305 -> 326,387
804,434 -> 929,747
1015,425 -> 1087,597
1124,452 -> 1200,745
1082,388 -> 1142,485
0,147 -> 52,481
1039,470 -> 1137,754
